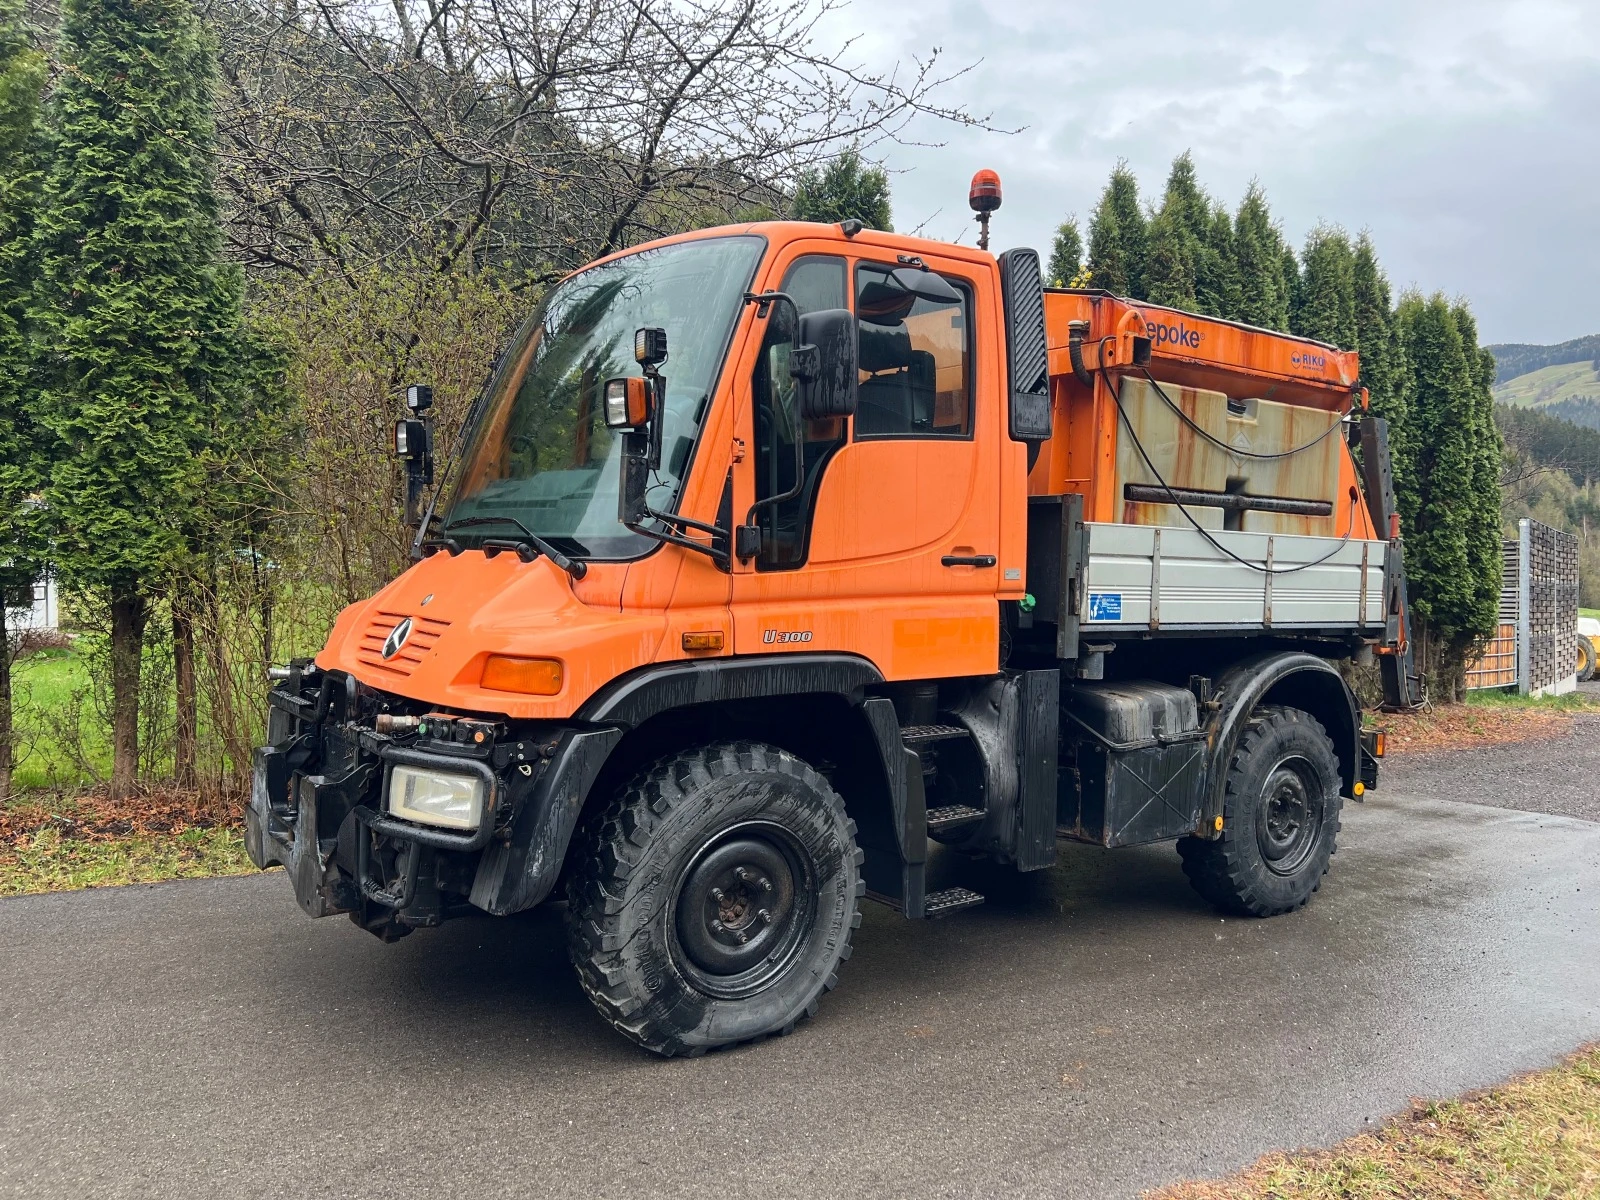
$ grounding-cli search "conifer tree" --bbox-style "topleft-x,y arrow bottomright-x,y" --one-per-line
1086,197 -> 1129,295
1160,151 -> 1210,239
791,148 -> 892,230
1048,216 -> 1083,287
1280,243 -> 1302,332
1233,182 -> 1291,331
1293,225 -> 1357,347
1351,234 -> 1413,514
1450,301 -> 1505,644
1198,203 -> 1241,319
31,0 -> 246,798
1087,162 -> 1145,297
1142,204 -> 1197,311
1395,292 -> 1482,697
0,0 -> 46,802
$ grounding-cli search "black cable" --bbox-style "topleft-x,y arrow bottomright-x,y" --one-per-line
1099,341 -> 1357,576
1136,365 -> 1348,461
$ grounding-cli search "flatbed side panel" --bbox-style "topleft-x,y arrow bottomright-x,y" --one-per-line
1080,523 -> 1387,631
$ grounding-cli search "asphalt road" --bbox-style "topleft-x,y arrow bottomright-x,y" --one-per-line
1382,710 -> 1600,823
3,772 -> 1599,1198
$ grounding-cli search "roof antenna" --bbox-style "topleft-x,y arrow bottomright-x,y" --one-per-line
969,169 -> 1002,251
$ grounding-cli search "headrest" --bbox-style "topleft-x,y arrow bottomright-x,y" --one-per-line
858,323 -> 912,374
857,280 -> 917,324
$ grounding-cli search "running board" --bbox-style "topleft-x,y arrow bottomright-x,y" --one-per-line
866,886 -> 985,919
926,804 -> 985,832
900,723 -> 968,747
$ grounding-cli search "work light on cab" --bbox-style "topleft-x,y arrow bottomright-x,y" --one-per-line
634,325 -> 668,367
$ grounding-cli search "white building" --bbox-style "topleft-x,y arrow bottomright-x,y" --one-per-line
5,573 -> 58,633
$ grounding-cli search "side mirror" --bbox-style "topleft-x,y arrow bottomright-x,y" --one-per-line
396,385 -> 435,532
793,308 -> 857,420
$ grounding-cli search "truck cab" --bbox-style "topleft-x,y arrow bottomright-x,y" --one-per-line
250,215 -> 1412,1056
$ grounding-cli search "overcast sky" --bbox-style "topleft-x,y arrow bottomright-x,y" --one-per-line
818,0 -> 1600,346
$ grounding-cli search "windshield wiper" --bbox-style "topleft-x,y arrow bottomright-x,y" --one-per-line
443,515 -> 588,579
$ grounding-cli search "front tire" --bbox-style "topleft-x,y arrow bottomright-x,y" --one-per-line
566,742 -> 863,1056
1178,706 -> 1343,917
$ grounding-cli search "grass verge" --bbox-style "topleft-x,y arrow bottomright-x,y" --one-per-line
1147,1044 -> 1600,1199
0,791 -> 262,897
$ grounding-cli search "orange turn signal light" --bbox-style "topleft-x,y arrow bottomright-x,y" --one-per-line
481,655 -> 563,695
682,630 -> 725,653
1373,731 -> 1386,758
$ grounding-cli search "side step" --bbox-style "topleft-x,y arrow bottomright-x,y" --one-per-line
900,723 -> 968,747
867,886 -> 984,919
924,887 -> 985,918
926,804 -> 984,833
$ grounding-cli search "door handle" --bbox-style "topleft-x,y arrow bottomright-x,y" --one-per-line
941,554 -> 997,568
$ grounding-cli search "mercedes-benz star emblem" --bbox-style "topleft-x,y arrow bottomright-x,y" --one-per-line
382,616 -> 414,660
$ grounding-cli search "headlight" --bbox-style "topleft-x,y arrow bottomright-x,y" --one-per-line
388,765 -> 485,830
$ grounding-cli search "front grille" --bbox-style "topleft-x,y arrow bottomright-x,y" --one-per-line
356,611 -> 451,678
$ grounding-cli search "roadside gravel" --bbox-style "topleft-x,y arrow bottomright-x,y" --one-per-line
1379,711 -> 1600,824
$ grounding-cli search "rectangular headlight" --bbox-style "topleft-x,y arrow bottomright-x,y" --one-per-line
388,765 -> 485,831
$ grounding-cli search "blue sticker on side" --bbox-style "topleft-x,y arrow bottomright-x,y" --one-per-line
1087,593 -> 1123,621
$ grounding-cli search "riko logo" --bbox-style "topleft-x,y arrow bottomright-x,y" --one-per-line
762,629 -> 813,644
1290,351 -> 1328,371
1149,321 -> 1202,350
382,616 -> 413,659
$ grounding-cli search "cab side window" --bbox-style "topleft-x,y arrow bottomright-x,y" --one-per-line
752,255 -> 848,570
854,263 -> 973,439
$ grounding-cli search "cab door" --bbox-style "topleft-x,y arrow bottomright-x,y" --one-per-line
731,245 -> 1003,681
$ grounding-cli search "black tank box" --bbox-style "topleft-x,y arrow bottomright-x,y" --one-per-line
1058,680 -> 1207,847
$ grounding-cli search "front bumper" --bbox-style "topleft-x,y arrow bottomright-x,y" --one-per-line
246,666 -> 620,937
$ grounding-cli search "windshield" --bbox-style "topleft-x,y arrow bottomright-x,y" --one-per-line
442,235 -> 764,558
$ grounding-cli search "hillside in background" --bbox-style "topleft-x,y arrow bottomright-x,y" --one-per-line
1492,359 -> 1600,409
1487,334 -> 1600,385
1497,404 -> 1600,606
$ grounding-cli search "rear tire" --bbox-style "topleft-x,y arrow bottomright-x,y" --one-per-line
1576,634 -> 1595,683
1178,706 -> 1343,917
565,742 -> 863,1056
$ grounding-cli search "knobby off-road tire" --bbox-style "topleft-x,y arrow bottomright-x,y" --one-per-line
1177,705 -> 1343,917
565,742 -> 864,1056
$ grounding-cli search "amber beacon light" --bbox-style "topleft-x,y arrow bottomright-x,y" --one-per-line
969,169 -> 1002,250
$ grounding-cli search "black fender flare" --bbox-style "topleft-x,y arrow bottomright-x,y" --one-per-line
578,653 -> 883,725
470,654 -> 890,915
1199,651 -> 1360,836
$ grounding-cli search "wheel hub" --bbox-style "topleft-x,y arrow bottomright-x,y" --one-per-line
1257,761 -> 1321,876
675,830 -> 806,987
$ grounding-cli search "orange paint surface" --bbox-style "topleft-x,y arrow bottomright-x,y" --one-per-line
317,224 -> 1374,719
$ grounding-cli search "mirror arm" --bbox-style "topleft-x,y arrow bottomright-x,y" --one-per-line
739,289 -> 809,536
743,290 -> 800,327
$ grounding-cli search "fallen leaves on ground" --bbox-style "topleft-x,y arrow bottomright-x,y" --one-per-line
0,790 -> 259,896
1147,1044 -> 1600,1199
1377,703 -> 1589,754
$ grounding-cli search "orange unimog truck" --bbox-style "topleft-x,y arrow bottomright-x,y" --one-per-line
249,176 -> 1420,1055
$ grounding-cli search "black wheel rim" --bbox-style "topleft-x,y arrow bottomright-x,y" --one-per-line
1256,757 -> 1323,877
672,821 -> 816,1000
